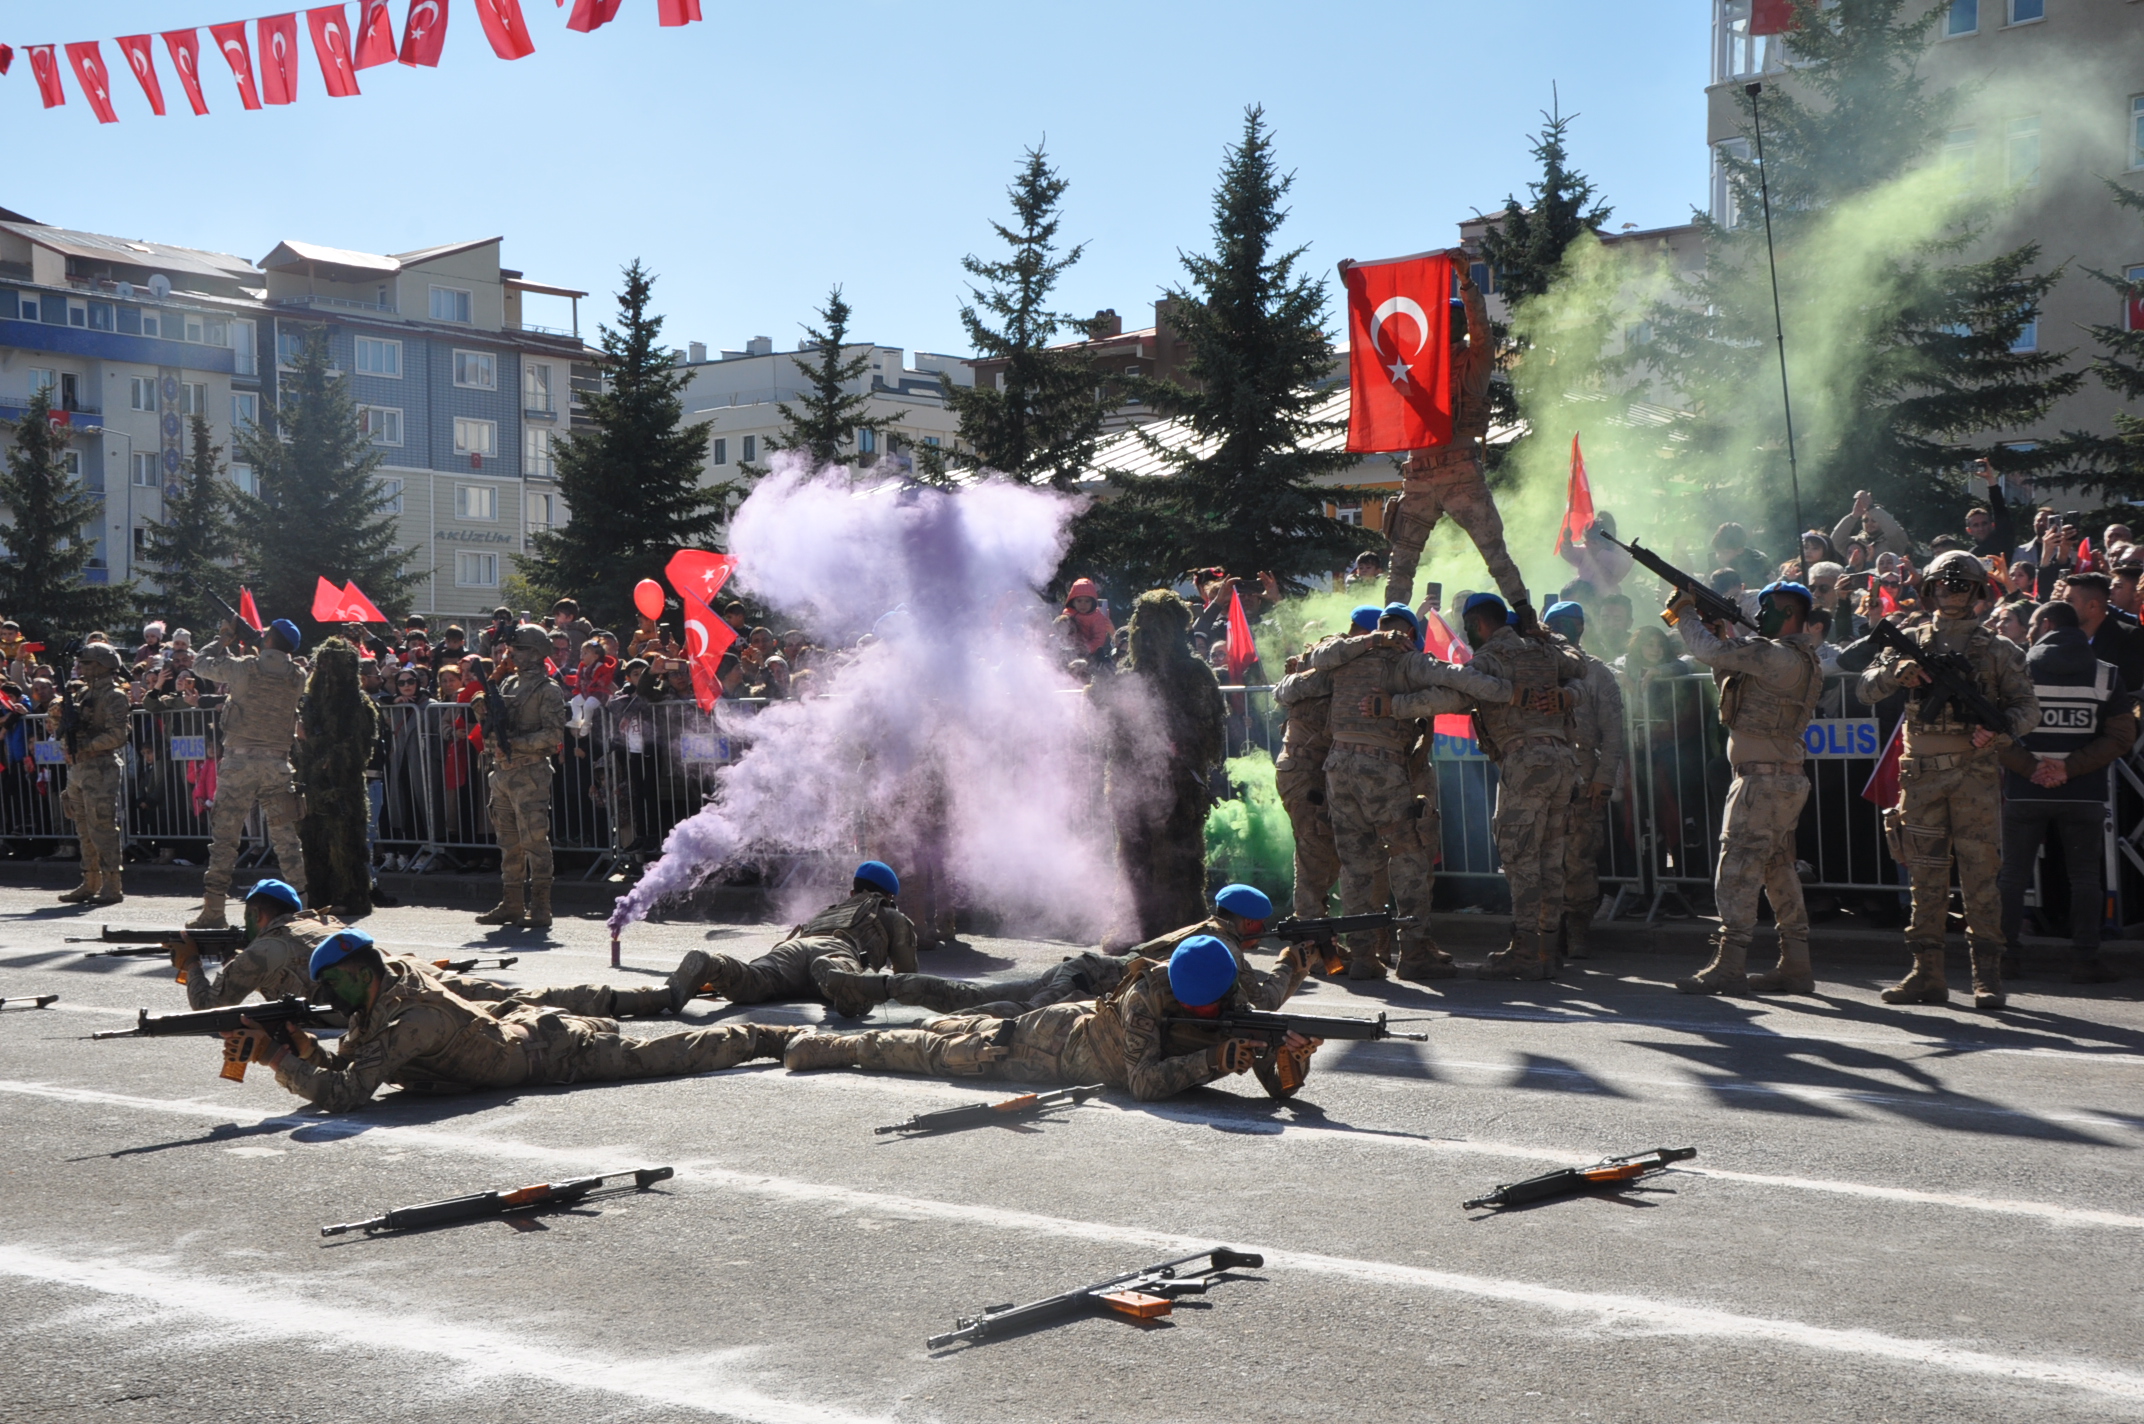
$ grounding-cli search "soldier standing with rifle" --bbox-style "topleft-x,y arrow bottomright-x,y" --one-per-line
475,625 -> 570,930
56,643 -> 132,906
1542,601 -> 1626,963
189,617 -> 309,929
1858,550 -> 2037,1009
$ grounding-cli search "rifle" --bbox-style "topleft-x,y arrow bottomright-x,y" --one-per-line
0,994 -> 59,1010
875,1084 -> 1104,1137
479,661 -> 513,761
1596,531 -> 1756,632
927,1248 -> 1263,1350
321,1166 -> 674,1237
71,926 -> 248,957
1161,1008 -> 1429,1050
1273,912 -> 1417,976
1865,618 -> 2009,734
192,582 -> 263,650
91,996 -> 343,1083
1464,1147 -> 1697,1211
56,638 -> 84,755
431,956 -> 519,974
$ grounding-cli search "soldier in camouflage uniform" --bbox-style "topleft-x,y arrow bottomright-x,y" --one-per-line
56,643 -> 132,906
1669,582 -> 1825,996
1273,633 -> 1352,925
668,861 -> 919,1019
1858,551 -> 2037,1009
475,625 -> 572,930
780,934 -> 1320,1102
1543,602 -> 1626,962
190,619 -> 309,929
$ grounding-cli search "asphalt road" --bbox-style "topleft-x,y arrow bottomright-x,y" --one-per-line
4,886 -> 2142,1423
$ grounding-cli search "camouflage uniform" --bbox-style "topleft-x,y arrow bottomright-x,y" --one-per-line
1561,648 -> 1627,958
1859,611 -> 2036,1006
55,660 -> 131,904
1674,620 -> 1823,995
272,958 -> 778,1113
477,648 -> 571,927
782,955 -> 1310,1102
883,951 -> 1141,1018
1381,276 -> 1528,612
1124,916 -> 1306,1009
192,639 -> 309,926
1272,652 -> 1344,923
1308,632 -> 1514,980
185,908 -> 345,1009
671,889 -> 919,1019
1395,626 -> 1582,978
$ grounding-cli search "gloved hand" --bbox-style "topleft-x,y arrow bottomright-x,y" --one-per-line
1210,1039 -> 1258,1075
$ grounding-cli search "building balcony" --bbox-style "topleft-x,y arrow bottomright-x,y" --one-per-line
271,294 -> 399,315
0,400 -> 102,429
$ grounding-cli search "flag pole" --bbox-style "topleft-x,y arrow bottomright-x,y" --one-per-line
1745,81 -> 1807,578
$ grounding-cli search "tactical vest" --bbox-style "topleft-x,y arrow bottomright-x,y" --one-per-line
1716,637 -> 1822,741
220,649 -> 306,753
1902,617 -> 1998,735
1327,646 -> 1409,753
1473,635 -> 1571,755
792,891 -> 893,961
2010,644 -> 2121,803
1273,660 -> 1335,773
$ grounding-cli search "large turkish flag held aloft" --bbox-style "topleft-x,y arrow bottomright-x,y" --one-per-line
354,0 -> 398,66
163,30 -> 211,114
306,6 -> 363,95
26,46 -> 65,108
258,14 -> 300,104
399,0 -> 449,66
116,36 -> 167,115
209,22 -> 263,109
1341,251 -> 1455,453
64,43 -> 119,124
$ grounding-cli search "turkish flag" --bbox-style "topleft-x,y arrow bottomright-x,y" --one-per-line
209,23 -> 263,110
679,588 -> 737,712
354,0 -> 398,66
163,31 -> 212,114
311,576 -> 352,622
307,6 -> 363,95
26,46 -> 65,109
1750,0 -> 1797,36
64,43 -> 120,124
658,0 -> 703,23
665,549 -> 736,607
237,588 -> 266,632
116,36 -> 167,116
1224,586 -> 1255,683
0,45 -> 13,77
259,15 -> 301,104
1555,433 -> 1596,556
566,0 -> 623,33
2076,536 -> 2101,574
1861,717 -> 1904,810
474,0 -> 536,58
1418,609 -> 1477,744
400,0 -> 449,66
341,580 -> 388,622
1341,251 -> 1456,453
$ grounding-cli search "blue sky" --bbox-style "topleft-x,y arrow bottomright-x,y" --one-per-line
5,1 -> 1712,357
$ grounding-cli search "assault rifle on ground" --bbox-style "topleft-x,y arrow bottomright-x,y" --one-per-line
927,1248 -> 1263,1349
431,956 -> 519,974
321,1166 -> 674,1236
193,583 -> 263,649
1865,618 -> 2010,734
0,994 -> 59,1010
1463,1147 -> 1697,1211
1596,531 -> 1756,632
70,926 -> 248,957
1161,1008 -> 1429,1050
1273,912 -> 1417,975
91,996 -> 343,1083
875,1084 -> 1105,1136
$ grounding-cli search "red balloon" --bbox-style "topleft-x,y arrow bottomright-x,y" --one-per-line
633,579 -> 666,621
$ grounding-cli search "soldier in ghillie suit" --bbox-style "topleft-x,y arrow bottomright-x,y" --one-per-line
294,637 -> 378,917
1088,591 -> 1226,942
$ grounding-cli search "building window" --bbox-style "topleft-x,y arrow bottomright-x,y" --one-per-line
186,315 -> 206,344
231,318 -> 256,376
231,392 -> 258,430
430,286 -> 473,323
130,377 -> 157,412
1946,0 -> 1978,36
138,311 -> 157,337
1943,128 -> 1977,189
61,449 -> 84,481
452,417 -> 497,458
1712,139 -> 1751,229
524,361 -> 553,411
2008,0 -> 2042,21
741,434 -> 757,463
525,427 -> 555,478
2125,266 -> 2144,333
358,405 -> 404,447
1329,501 -> 1364,527
857,427 -> 876,455
17,297 -> 36,321
2007,115 -> 2041,188
67,300 -> 87,328
132,525 -> 154,558
28,367 -> 55,394
2010,314 -> 2039,353
924,436 -> 940,448
88,303 -> 113,332
526,492 -> 560,535
276,329 -> 307,366
2131,95 -> 2144,171
231,463 -> 258,496
452,349 -> 497,389
355,336 -> 402,377
179,382 -> 207,417
455,483 -> 498,521
132,452 -> 160,488
456,551 -> 499,587
377,476 -> 405,514
711,436 -> 727,465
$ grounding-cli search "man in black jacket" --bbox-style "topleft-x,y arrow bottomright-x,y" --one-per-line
2063,573 -> 2144,693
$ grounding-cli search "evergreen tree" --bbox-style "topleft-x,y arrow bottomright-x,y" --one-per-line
521,260 -> 729,630
1073,105 -> 1361,590
231,328 -> 417,640
942,144 -> 1106,488
2077,180 -> 2144,497
138,414 -> 242,632
760,286 -> 897,473
0,387 -> 133,641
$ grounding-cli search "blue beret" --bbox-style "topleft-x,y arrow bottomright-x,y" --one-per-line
243,878 -> 303,912
1381,603 -> 1421,640
1350,604 -> 1384,631
854,860 -> 900,897
1545,601 -> 1585,624
270,619 -> 302,651
309,928 -> 375,979
1760,581 -> 1813,607
1167,935 -> 1238,1008
1463,592 -> 1507,619
1214,883 -> 1272,920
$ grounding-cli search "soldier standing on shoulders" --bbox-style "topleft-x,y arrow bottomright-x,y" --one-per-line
1542,602 -> 1626,963
1858,551 -> 2037,1010
1667,581 -> 1824,996
56,643 -> 133,906
475,625 -> 571,930
189,619 -> 309,928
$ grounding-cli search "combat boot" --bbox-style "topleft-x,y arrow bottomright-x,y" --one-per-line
667,950 -> 714,1011
1880,949 -> 1949,1005
1562,911 -> 1593,961
1478,932 -> 1554,981
1394,939 -> 1457,982
605,986 -> 676,1018
1747,936 -> 1815,995
91,871 -> 124,905
474,886 -> 526,927
57,876 -> 98,904
1346,943 -> 1389,981
750,1023 -> 809,1060
185,894 -> 228,929
783,1031 -> 865,1071
820,969 -> 891,1020
1676,939 -> 1748,995
1968,946 -> 2007,1012
527,882 -> 554,931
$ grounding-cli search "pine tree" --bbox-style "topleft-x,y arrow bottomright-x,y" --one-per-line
1074,105 -> 1361,590
2077,180 -> 2144,497
521,260 -> 729,630
0,387 -> 133,641
942,144 -> 1106,488
138,414 -> 242,632
760,286 -> 897,473
231,328 -> 417,640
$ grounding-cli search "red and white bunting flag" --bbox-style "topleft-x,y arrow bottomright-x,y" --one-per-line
115,36 -> 167,115
400,0 -> 449,66
306,6 -> 363,95
1341,251 -> 1456,453
162,30 -> 212,114
657,0 -> 702,24
354,0 -> 398,66
1555,433 -> 1596,556
26,46 -> 66,109
64,42 -> 119,123
566,0 -> 623,33
208,22 -> 263,109
341,580 -> 388,623
474,0 -> 535,57
0,45 -> 13,77
258,14 -> 301,104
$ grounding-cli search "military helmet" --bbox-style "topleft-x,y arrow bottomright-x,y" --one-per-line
510,623 -> 552,653
1924,549 -> 1989,590
74,642 -> 123,674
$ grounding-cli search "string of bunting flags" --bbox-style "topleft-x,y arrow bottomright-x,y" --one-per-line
0,0 -> 702,123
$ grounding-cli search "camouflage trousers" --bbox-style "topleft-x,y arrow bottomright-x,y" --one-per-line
1563,788 -> 1608,916
488,756 -> 556,890
439,976 -> 670,1019
524,1016 -> 761,1084
890,951 -> 1130,1018
61,756 -> 123,877
1276,760 -> 1343,921
827,1004 -> 1101,1085
1892,758 -> 2004,955
1381,460 -> 1529,610
1713,770 -> 1810,954
204,751 -> 308,899
696,934 -> 869,1005
1493,741 -> 1579,935
1325,746 -> 1437,957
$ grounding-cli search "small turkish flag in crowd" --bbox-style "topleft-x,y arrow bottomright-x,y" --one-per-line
64,42 -> 119,123
1750,0 -> 1797,36
307,6 -> 363,95
354,0 -> 398,66
1861,718 -> 1904,810
665,549 -> 736,608
1224,586 -> 1256,683
209,22 -> 263,109
163,30 -> 211,114
474,0 -> 536,58
116,35 -> 166,115
258,14 -> 300,104
1341,251 -> 1456,453
1556,433 -> 1595,556
566,0 -> 623,33
679,588 -> 736,712
341,580 -> 387,623
26,46 -> 65,108
400,0 -> 449,66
